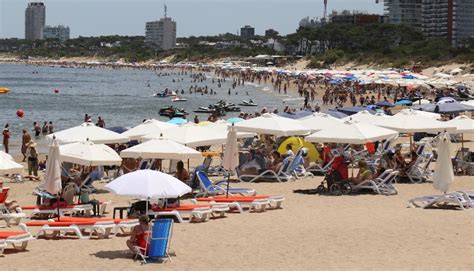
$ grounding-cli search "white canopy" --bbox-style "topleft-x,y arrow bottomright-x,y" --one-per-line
342,111 -> 390,124
305,120 -> 398,144
375,110 -> 456,133
121,119 -> 175,140
447,115 -> 474,134
397,109 -> 440,120
105,169 -> 192,199
120,138 -> 202,160
234,113 -> 310,136
59,140 -> 122,166
47,122 -> 129,144
461,100 -> 474,107
0,151 -> 24,175
144,123 -> 229,147
298,112 -> 341,132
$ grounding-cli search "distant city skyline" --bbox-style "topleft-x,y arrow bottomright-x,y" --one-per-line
0,0 -> 383,39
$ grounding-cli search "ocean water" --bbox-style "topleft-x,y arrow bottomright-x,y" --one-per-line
0,63 -> 302,154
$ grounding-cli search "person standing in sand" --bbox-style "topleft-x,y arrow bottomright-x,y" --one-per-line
2,124 -> 10,153
21,129 -> 31,162
25,140 -> 39,180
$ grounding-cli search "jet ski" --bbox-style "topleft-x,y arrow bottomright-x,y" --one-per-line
238,100 -> 258,106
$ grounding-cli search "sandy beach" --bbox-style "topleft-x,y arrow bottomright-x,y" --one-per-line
1,173 -> 473,270
2,134 -> 474,270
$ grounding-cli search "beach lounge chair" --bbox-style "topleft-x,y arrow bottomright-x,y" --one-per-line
287,149 -> 314,179
150,205 -> 214,223
20,219 -> 117,239
404,153 -> 433,183
195,171 -> 256,197
352,169 -> 399,195
238,156 -> 294,183
195,195 -> 285,212
52,217 -> 139,235
0,188 -> 27,226
0,231 -> 35,254
23,203 -> 94,218
408,191 -> 473,210
135,218 -> 174,264
307,156 -> 336,176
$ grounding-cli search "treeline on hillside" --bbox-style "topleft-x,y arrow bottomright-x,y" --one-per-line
286,24 -> 474,68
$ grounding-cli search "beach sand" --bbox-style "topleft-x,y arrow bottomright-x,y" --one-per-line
2,165 -> 473,270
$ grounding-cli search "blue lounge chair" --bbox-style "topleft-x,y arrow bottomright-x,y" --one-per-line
195,171 -> 256,197
135,218 -> 174,264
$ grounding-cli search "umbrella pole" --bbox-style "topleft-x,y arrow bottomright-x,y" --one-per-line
56,194 -> 61,221
226,172 -> 230,198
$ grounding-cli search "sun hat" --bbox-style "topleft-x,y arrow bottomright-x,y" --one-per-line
26,140 -> 37,148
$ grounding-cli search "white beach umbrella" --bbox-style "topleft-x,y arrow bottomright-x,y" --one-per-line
0,151 -> 23,175
234,113 -> 310,137
342,111 -> 390,124
105,169 -> 191,199
222,125 -> 239,196
42,139 -> 62,195
298,112 -> 341,132
432,132 -> 454,193
59,140 -> 122,166
305,120 -> 398,144
375,110 -> 456,133
46,122 -> 129,144
397,109 -> 440,120
143,124 -> 228,147
460,100 -> 474,107
120,138 -> 202,160
447,115 -> 474,134
210,121 -> 255,139
121,119 -> 175,140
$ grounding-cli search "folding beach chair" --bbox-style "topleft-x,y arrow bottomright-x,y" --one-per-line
135,218 -> 174,264
287,148 -> 314,179
195,170 -> 256,197
0,188 -> 26,226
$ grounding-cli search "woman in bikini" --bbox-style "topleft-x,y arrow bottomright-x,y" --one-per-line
127,215 -> 150,254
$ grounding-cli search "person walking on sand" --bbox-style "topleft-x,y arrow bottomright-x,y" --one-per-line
21,129 -> 31,162
2,124 -> 10,153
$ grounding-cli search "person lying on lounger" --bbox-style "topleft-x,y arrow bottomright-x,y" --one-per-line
347,160 -> 373,185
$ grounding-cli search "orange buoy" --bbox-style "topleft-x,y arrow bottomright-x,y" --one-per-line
16,109 -> 24,118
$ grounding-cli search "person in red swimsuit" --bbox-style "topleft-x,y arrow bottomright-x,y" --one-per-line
127,215 -> 150,254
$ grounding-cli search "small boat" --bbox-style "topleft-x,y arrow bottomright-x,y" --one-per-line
172,96 -> 187,102
238,100 -> 258,106
159,106 -> 188,118
154,90 -> 177,98
0,87 -> 10,94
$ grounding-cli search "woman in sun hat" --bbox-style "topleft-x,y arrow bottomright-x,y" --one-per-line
26,140 -> 39,179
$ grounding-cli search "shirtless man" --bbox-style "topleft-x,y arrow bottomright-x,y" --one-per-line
21,129 -> 31,162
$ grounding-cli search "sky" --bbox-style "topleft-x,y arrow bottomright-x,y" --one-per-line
0,0 -> 383,38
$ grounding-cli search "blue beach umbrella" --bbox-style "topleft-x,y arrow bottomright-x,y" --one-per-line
336,106 -> 376,116
278,111 -> 313,120
107,126 -> 129,134
375,101 -> 395,107
226,117 -> 244,124
395,100 -> 413,106
167,117 -> 188,125
325,110 -> 348,119
403,75 -> 416,79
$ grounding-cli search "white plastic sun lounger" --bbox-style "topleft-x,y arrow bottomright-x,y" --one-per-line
151,207 -> 213,223
238,157 -> 295,183
352,170 -> 399,195
0,232 -> 35,254
20,220 -> 116,239
407,191 -> 473,210
115,219 -> 139,235
29,204 -> 94,218
0,211 -> 26,227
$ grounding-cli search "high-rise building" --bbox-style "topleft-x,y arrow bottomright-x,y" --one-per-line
422,0 -> 474,46
383,0 -> 423,30
25,2 -> 46,40
43,25 -> 70,42
265,29 -> 279,38
329,10 -> 387,25
145,17 -> 177,50
240,25 -> 255,39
